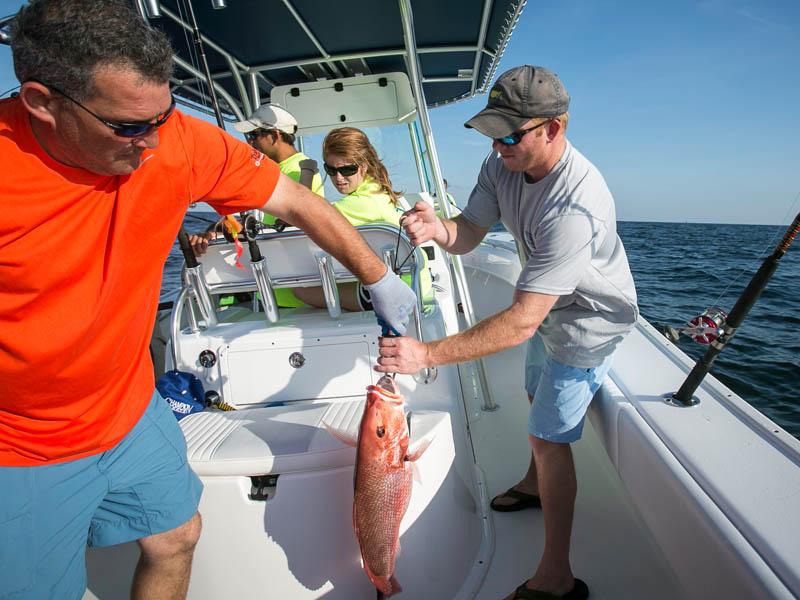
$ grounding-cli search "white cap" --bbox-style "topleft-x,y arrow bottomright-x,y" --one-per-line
233,103 -> 298,135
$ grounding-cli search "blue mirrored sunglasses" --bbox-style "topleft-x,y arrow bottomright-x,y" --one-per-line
494,120 -> 552,146
34,80 -> 175,138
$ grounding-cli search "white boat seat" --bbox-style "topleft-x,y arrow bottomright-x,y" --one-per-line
180,397 -> 448,477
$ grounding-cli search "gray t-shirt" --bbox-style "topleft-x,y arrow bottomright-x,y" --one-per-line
462,141 -> 638,368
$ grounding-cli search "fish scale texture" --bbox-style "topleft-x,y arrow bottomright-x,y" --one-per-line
354,459 -> 412,585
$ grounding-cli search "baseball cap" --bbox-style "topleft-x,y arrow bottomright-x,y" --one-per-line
464,65 -> 570,138
233,103 -> 298,135
156,370 -> 205,421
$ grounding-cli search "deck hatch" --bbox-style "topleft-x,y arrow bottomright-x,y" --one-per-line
219,338 -> 375,407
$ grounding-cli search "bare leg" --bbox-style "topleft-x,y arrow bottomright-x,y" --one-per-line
131,512 -> 202,600
491,394 -> 539,507
502,437 -> 577,599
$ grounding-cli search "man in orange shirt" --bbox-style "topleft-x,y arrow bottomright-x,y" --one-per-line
0,1 -> 415,598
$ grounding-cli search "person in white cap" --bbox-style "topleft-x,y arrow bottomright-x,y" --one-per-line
191,104 -> 326,308
190,103 -> 324,252
233,103 -> 325,203
375,65 -> 638,600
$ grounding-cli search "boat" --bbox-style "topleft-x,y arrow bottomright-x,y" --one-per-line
3,1 -> 797,598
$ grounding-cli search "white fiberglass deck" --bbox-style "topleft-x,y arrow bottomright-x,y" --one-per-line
83,341 -> 683,600
83,356 -> 678,600
468,342 -> 684,600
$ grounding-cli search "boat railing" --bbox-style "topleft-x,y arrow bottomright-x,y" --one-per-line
173,222 -> 426,338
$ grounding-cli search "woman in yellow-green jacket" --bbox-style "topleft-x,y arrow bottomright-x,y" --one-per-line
293,127 -> 433,311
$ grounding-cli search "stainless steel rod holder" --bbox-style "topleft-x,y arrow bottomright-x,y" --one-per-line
315,253 -> 341,319
184,265 -> 218,329
251,257 -> 279,323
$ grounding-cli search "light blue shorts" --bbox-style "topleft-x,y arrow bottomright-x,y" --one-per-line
525,334 -> 613,443
0,390 -> 203,600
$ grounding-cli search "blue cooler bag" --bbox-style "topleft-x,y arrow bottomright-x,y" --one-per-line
156,370 -> 205,420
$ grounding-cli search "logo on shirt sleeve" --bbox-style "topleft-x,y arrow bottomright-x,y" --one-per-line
250,148 -> 264,167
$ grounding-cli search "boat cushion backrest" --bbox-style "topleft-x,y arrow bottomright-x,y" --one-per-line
198,223 -> 419,289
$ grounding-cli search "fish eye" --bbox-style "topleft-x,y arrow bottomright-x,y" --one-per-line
376,426 -> 385,438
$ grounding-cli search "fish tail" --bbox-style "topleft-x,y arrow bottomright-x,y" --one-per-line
388,575 -> 403,596
371,575 -> 403,597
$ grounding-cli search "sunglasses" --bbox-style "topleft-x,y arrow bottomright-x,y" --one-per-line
35,80 -> 175,138
244,129 -> 275,144
494,120 -> 551,146
323,163 -> 359,177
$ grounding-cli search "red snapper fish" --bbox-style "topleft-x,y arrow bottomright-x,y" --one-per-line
326,375 -> 430,598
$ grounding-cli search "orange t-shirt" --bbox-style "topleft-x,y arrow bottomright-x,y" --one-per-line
0,99 -> 280,466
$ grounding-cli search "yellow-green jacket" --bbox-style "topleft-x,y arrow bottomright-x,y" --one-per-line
263,152 -> 324,227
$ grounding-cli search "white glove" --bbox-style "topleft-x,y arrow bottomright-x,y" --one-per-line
365,269 -> 416,336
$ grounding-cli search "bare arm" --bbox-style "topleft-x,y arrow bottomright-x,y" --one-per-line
375,289 -> 559,374
435,213 -> 492,255
263,173 -> 387,285
402,201 -> 490,255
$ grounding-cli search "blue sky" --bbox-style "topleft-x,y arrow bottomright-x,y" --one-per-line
2,0 -> 798,224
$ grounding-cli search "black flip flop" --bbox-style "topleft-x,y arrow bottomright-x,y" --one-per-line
490,487 -> 541,512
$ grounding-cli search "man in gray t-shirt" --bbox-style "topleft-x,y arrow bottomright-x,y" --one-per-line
376,65 -> 637,600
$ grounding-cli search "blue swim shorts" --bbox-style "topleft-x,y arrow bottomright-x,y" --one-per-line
0,390 -> 203,600
525,334 -> 613,443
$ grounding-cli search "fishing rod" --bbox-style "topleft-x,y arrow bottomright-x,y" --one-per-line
183,0 -> 226,129
667,211 -> 800,406
176,226 -> 218,328
177,0 -> 227,248
141,0 -> 230,266
243,214 -> 280,324
143,0 -> 237,328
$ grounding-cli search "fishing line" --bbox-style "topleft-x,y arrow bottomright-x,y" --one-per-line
392,216 -> 414,275
1,84 -> 19,97
707,188 -> 800,307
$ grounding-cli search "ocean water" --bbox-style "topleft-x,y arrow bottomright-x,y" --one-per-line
163,215 -> 800,438
617,221 -> 799,438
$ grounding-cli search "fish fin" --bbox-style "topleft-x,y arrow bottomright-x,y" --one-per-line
406,434 -> 433,462
406,412 -> 436,461
409,459 -> 423,485
321,420 -> 358,447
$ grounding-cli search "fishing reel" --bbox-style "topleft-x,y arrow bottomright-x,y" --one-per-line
243,214 -> 262,241
214,214 -> 243,243
664,307 -> 728,345
216,212 -> 274,243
